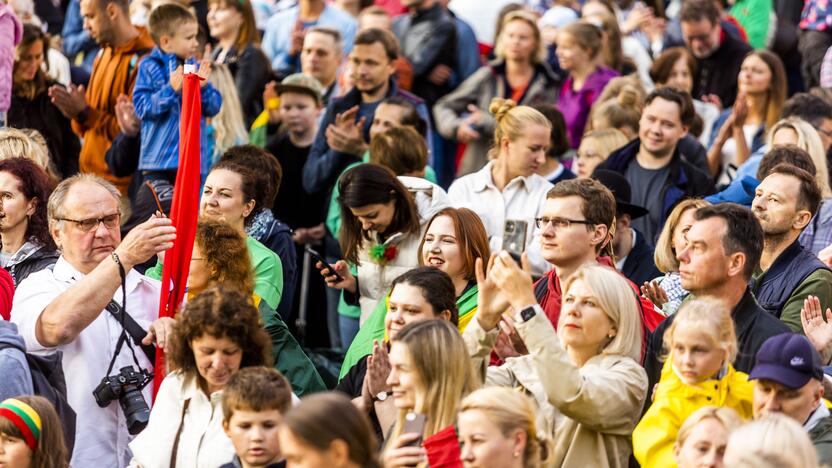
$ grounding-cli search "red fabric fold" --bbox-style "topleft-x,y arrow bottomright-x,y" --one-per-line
423,425 -> 463,468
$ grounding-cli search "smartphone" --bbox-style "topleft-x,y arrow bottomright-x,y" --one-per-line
306,246 -> 343,283
401,412 -> 427,447
502,219 -> 528,263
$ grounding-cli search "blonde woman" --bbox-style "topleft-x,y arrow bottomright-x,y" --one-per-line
468,260 -> 647,466
574,128 -> 629,178
0,128 -> 55,178
207,64 -> 249,165
588,84 -> 643,140
458,387 -> 552,468
674,406 -> 742,468
434,11 -> 560,176
641,199 -> 711,315
448,98 -> 553,276
737,117 -> 832,197
723,414 -> 820,468
383,320 -> 477,467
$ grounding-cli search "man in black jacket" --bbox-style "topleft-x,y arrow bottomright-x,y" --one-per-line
593,170 -> 661,286
680,0 -> 751,108
643,204 -> 790,401
393,0 -> 456,108
598,88 -> 714,244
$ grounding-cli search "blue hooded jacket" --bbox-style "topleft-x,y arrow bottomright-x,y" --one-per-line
0,320 -> 33,400
133,47 -> 222,174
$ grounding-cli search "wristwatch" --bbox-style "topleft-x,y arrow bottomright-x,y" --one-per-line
374,391 -> 390,402
514,305 -> 537,324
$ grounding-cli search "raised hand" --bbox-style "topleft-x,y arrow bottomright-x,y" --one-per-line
474,254 -> 509,331
366,340 -> 392,396
48,84 -> 87,119
802,295 -> 832,362
115,94 -> 140,136
114,214 -> 176,269
489,251 -> 537,312
169,65 -> 184,93
641,280 -> 669,307
326,105 -> 367,155
318,260 -> 357,293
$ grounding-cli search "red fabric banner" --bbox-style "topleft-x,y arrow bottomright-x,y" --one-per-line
154,69 -> 202,394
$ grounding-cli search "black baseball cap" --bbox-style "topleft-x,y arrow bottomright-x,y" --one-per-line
749,333 -> 824,389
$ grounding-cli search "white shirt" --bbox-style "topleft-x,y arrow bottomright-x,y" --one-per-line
448,162 -> 554,276
128,372 -> 236,468
11,256 -> 161,468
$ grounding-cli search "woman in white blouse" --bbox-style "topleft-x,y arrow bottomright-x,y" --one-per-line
448,98 -> 554,276
128,286 -> 273,468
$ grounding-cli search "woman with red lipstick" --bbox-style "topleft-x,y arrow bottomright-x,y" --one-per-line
447,98 -> 554,277
707,51 -> 787,185
129,286 -> 272,468
468,260 -> 646,465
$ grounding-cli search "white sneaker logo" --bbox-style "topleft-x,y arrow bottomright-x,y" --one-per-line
791,357 -> 805,366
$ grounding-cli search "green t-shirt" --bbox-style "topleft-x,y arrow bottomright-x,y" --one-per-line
146,235 -> 283,310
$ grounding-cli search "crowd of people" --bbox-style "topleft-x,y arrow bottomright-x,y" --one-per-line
5,0 -> 832,466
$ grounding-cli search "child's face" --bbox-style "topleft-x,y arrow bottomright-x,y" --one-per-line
278,92 -> 320,136
671,326 -> 726,385
162,20 -> 199,60
0,431 -> 33,467
224,409 -> 283,467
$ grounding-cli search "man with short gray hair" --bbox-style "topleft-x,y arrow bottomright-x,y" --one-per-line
11,173 -> 176,468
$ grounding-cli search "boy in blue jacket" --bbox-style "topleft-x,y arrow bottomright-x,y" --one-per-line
133,2 -> 221,183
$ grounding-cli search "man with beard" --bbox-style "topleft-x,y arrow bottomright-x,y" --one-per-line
751,163 -> 832,331
597,87 -> 714,243
679,0 -> 751,108
47,0 -> 153,194
302,28 -> 430,195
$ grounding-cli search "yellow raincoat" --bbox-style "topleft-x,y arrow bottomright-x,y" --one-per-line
633,355 -> 754,467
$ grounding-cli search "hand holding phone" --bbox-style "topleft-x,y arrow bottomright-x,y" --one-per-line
306,246 -> 343,282
502,219 -> 528,263
401,412 -> 427,447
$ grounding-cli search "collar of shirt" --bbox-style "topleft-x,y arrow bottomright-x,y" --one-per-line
806,401 -> 831,431
53,255 -> 152,297
179,372 -> 223,404
472,161 -> 533,194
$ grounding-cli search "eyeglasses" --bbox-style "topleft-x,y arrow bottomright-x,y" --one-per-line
535,217 -> 595,230
55,212 -> 121,232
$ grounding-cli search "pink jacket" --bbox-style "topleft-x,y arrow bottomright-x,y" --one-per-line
0,3 -> 22,113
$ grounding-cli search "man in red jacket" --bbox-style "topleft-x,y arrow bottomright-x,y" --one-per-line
529,179 -> 663,359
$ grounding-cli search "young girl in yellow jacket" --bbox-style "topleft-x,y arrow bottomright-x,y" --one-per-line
633,298 -> 755,467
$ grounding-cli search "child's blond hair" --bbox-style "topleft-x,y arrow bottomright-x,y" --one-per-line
147,2 -> 196,46
663,298 -> 737,364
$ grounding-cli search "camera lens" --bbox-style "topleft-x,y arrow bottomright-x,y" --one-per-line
119,385 -> 151,435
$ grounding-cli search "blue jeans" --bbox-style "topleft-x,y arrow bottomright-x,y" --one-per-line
339,315 -> 360,350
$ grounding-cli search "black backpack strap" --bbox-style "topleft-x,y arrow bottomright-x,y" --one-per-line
105,300 -> 156,363
533,275 -> 549,303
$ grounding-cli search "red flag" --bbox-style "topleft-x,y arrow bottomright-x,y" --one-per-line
154,67 -> 202,394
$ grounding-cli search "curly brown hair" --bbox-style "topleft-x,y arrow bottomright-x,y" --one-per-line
169,286 -> 273,376
196,219 -> 254,296
0,157 -> 56,250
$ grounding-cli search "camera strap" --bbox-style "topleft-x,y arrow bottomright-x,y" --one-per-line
105,300 -> 156,364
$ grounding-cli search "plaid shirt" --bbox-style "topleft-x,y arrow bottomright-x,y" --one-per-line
799,199 -> 832,255
658,272 -> 688,316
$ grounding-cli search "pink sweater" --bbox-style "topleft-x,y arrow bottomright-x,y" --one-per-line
0,3 -> 22,114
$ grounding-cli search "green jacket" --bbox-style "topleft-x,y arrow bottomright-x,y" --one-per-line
810,415 -> 832,466
257,300 -> 326,396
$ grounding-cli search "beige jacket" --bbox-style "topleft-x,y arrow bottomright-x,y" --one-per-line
355,177 -> 449,323
463,308 -> 648,468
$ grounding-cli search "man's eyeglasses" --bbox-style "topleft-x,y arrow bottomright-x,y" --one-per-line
55,213 -> 121,232
535,217 -> 595,230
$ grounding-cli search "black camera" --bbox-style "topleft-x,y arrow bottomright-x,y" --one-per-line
93,366 -> 153,435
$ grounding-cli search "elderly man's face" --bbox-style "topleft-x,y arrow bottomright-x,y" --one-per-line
51,182 -> 122,274
753,378 -> 823,424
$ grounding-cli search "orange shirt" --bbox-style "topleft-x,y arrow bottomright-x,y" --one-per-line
72,28 -> 154,194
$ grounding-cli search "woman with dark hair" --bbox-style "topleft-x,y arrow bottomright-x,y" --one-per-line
336,266 -> 459,439
185,219 -> 325,396
129,286 -> 273,467
279,392 -> 381,468
319,163 -> 448,324
207,0 -> 272,126
340,207 -> 490,387
707,51 -> 788,185
147,160 -> 285,312
0,157 -> 58,286
0,395 -> 69,468
8,24 -> 80,178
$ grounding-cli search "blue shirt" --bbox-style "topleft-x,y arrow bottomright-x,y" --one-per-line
261,4 -> 357,76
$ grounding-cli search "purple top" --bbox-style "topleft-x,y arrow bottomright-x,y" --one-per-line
557,66 -> 619,149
